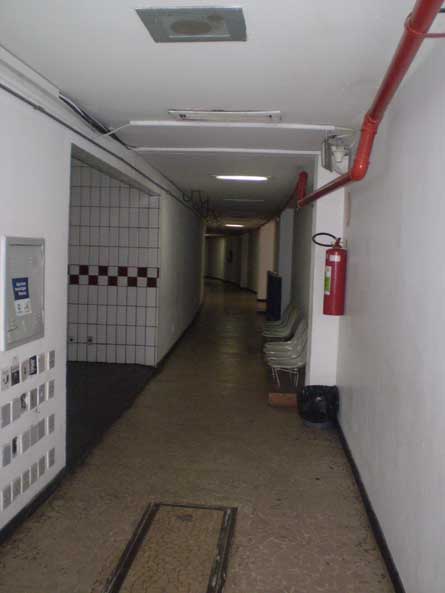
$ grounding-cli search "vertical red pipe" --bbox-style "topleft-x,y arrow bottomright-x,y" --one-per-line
298,0 -> 444,208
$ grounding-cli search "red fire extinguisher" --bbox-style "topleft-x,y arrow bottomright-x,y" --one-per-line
312,233 -> 347,316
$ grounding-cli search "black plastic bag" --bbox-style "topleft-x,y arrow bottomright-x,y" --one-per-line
298,385 -> 339,427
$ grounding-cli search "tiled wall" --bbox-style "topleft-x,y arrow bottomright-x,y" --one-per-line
67,160 -> 160,366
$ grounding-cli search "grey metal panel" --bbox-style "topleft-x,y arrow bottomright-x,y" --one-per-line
136,7 -> 246,43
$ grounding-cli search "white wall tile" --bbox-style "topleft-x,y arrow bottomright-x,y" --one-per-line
116,346 -> 126,363
97,345 -> 107,362
68,161 -> 161,366
87,305 -> 97,324
97,325 -> 106,344
98,305 -> 107,325
116,326 -> 126,345
91,189 -> 101,207
110,207 -> 119,227
110,188 -> 120,206
129,208 -> 139,228
81,206 -> 90,226
91,206 -> 100,226
125,345 -> 135,363
78,305 -> 87,324
70,207 -> 81,226
106,325 -> 116,345
126,306 -> 136,325
117,306 -> 126,326
144,348 -> 155,366
107,305 -> 117,325
88,286 -> 98,304
126,326 -> 136,346
136,288 -> 147,307
136,326 -> 145,346
107,345 -> 116,363
100,207 -> 110,227
127,288 -> 137,307
89,247 -> 99,265
87,344 -> 97,362
119,208 -> 129,227
136,346 -> 145,365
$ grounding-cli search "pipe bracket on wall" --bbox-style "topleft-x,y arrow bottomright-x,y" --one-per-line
297,0 -> 445,208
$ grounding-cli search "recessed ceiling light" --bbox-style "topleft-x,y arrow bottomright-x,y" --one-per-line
225,223 -> 244,228
215,175 -> 269,182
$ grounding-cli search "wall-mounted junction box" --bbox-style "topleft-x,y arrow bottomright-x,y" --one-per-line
0,237 -> 45,351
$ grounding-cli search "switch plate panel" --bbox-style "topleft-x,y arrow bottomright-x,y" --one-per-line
0,237 -> 45,351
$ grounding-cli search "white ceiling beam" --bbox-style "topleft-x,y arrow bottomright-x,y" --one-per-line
128,120 -> 344,132
133,147 -> 320,156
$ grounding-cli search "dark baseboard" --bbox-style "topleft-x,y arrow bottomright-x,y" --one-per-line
337,423 -> 406,593
0,468 -> 66,545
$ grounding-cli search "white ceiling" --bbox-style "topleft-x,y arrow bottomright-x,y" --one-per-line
0,0 -> 414,227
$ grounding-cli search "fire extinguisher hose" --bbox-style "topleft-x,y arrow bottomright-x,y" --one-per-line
311,232 -> 339,247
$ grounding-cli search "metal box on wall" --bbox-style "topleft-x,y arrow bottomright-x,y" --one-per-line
0,237 -> 45,351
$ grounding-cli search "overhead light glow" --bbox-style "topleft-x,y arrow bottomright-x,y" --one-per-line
225,224 -> 244,228
215,175 -> 269,182
223,198 -> 265,202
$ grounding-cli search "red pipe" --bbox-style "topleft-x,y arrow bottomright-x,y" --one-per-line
297,0 -> 444,208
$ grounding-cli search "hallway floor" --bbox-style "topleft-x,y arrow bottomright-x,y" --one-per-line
0,281 -> 393,593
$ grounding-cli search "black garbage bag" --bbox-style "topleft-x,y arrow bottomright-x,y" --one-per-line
298,385 -> 339,427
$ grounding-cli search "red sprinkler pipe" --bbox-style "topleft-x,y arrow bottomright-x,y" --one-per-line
297,0 -> 445,208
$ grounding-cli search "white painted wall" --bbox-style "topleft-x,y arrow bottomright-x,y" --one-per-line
291,204 -> 313,318
256,220 -> 277,300
247,229 -> 259,293
306,161 -> 345,385
0,52 -> 203,529
157,196 -> 204,361
0,87 -> 69,528
277,209 -> 294,313
337,43 -> 445,593
240,233 -> 249,289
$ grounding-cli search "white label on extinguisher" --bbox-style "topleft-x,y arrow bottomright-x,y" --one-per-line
324,266 -> 332,295
329,254 -> 341,262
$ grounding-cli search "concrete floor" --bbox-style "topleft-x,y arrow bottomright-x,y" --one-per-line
0,280 -> 394,593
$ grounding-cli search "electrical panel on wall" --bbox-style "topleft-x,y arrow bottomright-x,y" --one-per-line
0,237 -> 45,351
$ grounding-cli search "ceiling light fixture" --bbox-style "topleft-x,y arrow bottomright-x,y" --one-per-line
168,110 -> 281,123
215,175 -> 269,182
225,224 -> 244,228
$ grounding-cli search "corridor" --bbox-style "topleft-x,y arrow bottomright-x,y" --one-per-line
0,280 -> 392,593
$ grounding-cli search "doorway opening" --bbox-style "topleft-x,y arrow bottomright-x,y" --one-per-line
66,148 -> 160,466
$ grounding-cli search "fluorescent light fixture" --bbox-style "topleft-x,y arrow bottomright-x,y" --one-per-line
215,175 -> 269,182
168,110 -> 281,123
225,223 -> 244,228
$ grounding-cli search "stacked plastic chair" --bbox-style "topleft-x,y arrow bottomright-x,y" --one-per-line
262,304 -> 299,340
263,318 -> 307,387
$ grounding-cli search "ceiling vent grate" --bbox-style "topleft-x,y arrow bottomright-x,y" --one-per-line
136,7 -> 246,43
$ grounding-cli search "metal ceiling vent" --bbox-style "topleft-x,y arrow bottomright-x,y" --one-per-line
136,7 -> 246,43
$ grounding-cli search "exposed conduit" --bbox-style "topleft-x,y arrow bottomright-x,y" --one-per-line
297,0 -> 445,208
